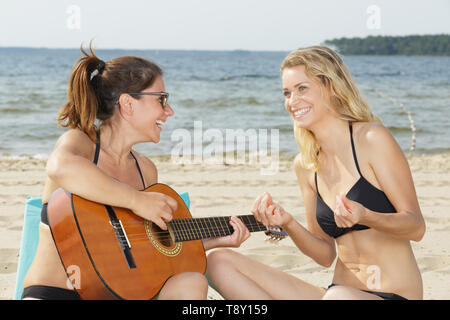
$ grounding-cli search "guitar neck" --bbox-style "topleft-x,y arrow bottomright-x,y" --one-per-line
167,215 -> 266,242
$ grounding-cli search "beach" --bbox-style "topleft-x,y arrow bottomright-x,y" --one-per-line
0,153 -> 449,300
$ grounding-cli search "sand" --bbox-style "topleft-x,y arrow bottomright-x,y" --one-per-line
0,153 -> 449,300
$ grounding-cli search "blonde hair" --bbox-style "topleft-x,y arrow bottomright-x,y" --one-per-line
280,46 -> 381,171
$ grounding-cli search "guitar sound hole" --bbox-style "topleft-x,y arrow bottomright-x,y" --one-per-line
150,223 -> 174,247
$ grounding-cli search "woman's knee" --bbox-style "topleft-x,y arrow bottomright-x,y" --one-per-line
206,249 -> 237,275
159,272 -> 208,300
177,272 -> 208,289
207,249 -> 234,265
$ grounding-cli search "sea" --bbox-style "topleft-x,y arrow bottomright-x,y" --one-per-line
0,48 -> 449,160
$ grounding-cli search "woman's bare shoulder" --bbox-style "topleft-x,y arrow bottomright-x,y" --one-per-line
53,128 -> 96,159
352,121 -> 403,168
352,121 -> 394,146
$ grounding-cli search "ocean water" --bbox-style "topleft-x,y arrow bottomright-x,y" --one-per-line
0,48 -> 449,159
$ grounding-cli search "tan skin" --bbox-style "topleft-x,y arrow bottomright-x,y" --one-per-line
23,76 -> 250,300
206,65 -> 426,300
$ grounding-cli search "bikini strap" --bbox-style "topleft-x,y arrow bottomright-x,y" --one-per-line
349,122 -> 362,176
130,151 -> 146,189
93,131 -> 101,165
314,171 -> 320,194
94,131 -> 145,189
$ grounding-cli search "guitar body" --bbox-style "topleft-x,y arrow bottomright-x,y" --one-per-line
47,183 -> 206,300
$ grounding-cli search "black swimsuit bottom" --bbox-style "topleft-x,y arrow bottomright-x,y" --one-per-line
327,284 -> 408,300
22,132 -> 146,300
22,285 -> 81,300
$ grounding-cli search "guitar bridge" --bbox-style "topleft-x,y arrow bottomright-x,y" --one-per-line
105,205 -> 136,269
111,220 -> 131,249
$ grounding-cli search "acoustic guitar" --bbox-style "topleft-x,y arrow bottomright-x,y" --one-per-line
47,183 -> 287,300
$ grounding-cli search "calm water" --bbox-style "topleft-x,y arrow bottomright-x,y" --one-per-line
0,48 -> 449,158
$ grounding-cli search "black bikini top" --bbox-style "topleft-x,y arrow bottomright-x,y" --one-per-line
41,132 -> 146,225
315,122 -> 396,238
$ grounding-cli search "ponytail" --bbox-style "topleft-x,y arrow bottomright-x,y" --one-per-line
58,43 -> 104,142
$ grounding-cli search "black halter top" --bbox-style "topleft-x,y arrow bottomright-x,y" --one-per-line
314,122 -> 396,238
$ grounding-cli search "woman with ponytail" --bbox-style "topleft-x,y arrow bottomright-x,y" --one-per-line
22,44 -> 249,300
206,46 -> 425,300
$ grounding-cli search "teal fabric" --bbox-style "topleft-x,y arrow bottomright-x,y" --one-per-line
13,192 -> 190,300
179,192 -> 190,210
14,197 -> 42,300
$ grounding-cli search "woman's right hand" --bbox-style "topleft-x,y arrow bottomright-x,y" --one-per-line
251,192 -> 293,228
131,191 -> 178,230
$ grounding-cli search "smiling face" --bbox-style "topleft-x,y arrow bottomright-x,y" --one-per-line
282,65 -> 333,130
129,76 -> 174,143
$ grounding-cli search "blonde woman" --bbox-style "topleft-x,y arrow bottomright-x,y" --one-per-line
206,46 -> 425,300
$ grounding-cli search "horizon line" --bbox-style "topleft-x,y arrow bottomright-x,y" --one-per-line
0,46 -> 292,53
1,33 -> 447,53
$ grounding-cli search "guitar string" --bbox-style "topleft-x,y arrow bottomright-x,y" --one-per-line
122,223 -> 267,232
117,217 -> 261,227
113,223 -> 281,242
112,221 -> 268,234
118,221 -> 275,230
113,218 -> 267,233
121,229 -> 268,240
115,230 -> 284,243
112,223 -> 270,239
115,222 -> 269,238
110,215 -> 278,242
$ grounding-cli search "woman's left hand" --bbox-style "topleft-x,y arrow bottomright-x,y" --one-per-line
202,216 -> 251,250
334,194 -> 368,228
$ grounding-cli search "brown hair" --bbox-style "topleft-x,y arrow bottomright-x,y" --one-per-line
58,43 -> 163,142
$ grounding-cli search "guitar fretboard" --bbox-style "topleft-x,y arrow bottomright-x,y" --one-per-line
167,215 -> 266,242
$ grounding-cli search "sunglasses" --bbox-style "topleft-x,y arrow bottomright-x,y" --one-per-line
126,92 -> 169,108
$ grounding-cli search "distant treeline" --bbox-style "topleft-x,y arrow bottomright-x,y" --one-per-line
323,34 -> 450,56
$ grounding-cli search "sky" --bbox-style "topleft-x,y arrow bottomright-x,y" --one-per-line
1,0 -> 449,51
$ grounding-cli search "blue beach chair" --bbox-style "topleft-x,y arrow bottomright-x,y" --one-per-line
13,192 -> 191,300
